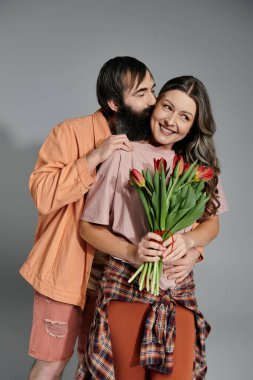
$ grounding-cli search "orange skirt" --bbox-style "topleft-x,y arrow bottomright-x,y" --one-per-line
108,301 -> 195,380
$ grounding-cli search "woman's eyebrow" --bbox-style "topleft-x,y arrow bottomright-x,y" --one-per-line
163,99 -> 193,117
163,99 -> 175,107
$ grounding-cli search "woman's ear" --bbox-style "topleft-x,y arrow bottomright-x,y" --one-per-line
107,99 -> 119,112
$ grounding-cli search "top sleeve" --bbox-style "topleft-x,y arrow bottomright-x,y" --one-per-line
216,176 -> 229,215
80,151 -> 122,225
29,122 -> 95,215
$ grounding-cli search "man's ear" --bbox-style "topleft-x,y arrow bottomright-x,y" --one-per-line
107,99 -> 119,112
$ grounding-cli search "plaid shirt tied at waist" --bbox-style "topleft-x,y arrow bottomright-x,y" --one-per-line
76,257 -> 211,380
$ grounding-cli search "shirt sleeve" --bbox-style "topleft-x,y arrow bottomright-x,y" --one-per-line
216,176 -> 229,215
29,121 -> 95,215
81,151 -> 122,225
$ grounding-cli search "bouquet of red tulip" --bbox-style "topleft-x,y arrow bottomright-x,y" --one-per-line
128,155 -> 214,295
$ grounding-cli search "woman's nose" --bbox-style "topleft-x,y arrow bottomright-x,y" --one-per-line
166,113 -> 177,126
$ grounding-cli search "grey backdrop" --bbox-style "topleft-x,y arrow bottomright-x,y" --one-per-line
0,0 -> 252,379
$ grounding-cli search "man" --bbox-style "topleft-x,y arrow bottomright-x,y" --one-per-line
20,56 -> 202,380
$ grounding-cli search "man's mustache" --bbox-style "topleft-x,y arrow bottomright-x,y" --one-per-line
144,105 -> 154,117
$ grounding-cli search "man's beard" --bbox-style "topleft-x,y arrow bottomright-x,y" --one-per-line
113,104 -> 154,141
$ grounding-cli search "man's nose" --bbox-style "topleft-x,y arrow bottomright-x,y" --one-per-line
148,91 -> 156,106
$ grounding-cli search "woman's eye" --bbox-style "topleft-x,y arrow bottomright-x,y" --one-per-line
164,104 -> 172,111
181,114 -> 189,121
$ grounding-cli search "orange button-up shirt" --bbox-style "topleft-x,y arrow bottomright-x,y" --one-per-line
19,110 -> 111,308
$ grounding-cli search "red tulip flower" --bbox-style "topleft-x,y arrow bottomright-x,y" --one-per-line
195,166 -> 214,182
154,158 -> 167,174
183,162 -> 191,172
172,155 -> 184,177
130,169 -> 146,187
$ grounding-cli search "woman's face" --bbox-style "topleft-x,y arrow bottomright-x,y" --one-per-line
150,89 -> 197,149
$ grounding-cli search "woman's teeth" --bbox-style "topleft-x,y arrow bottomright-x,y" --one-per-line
160,124 -> 174,135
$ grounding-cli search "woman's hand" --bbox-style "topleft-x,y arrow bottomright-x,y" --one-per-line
163,247 -> 200,284
133,232 -> 165,265
162,232 -> 195,264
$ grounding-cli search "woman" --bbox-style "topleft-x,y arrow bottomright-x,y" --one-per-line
77,76 -> 228,379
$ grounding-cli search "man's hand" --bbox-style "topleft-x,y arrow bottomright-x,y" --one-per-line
162,232 -> 195,264
87,134 -> 133,173
163,247 -> 200,284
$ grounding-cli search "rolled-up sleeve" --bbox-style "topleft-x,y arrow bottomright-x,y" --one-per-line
81,151 -> 122,225
216,177 -> 229,214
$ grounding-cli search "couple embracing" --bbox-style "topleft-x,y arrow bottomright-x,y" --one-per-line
20,56 -> 228,380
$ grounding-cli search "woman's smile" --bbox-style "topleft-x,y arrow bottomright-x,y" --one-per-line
159,123 -> 176,136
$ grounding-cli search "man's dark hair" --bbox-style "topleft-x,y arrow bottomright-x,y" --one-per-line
96,56 -> 152,117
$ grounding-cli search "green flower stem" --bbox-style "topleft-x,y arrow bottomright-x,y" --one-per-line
128,264 -> 144,283
167,177 -> 179,202
144,186 -> 152,198
146,262 -> 152,291
139,262 -> 148,290
138,190 -> 153,230
151,261 -> 158,294
160,169 -> 167,230
156,260 -> 160,295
